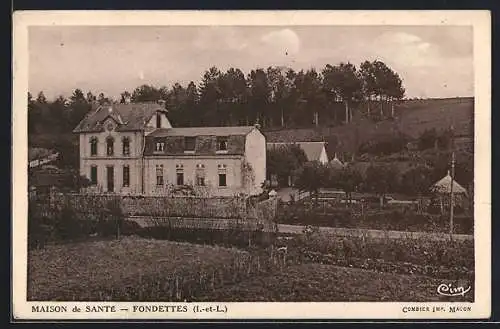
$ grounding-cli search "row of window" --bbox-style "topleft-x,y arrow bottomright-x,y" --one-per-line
155,164 -> 227,187
89,165 -> 130,187
154,136 -> 229,153
89,164 -> 228,189
90,137 -> 130,156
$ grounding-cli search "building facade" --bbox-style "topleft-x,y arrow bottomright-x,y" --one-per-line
73,102 -> 266,196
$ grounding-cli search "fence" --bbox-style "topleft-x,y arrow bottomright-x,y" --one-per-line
29,192 -> 279,248
43,192 -> 278,223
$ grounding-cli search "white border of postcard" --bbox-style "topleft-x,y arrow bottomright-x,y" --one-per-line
12,10 -> 491,320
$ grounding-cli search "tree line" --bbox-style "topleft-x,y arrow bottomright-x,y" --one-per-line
28,60 -> 405,135
267,143 -> 473,207
294,161 -> 455,212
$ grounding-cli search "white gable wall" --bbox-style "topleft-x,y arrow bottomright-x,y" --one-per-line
145,112 -> 172,129
319,146 -> 329,164
244,128 -> 266,195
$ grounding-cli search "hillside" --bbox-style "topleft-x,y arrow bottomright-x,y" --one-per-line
263,97 -> 474,159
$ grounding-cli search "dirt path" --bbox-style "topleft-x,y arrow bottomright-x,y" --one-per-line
278,224 -> 473,241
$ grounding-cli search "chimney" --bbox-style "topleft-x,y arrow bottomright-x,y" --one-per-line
254,118 -> 261,130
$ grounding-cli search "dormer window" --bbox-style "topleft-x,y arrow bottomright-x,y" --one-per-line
184,136 -> 196,152
106,137 -> 114,156
90,137 -> 98,156
217,136 -> 228,151
156,113 -> 162,128
155,139 -> 165,152
122,137 -> 130,156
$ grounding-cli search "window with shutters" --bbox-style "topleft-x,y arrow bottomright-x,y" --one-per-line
122,137 -> 130,156
90,165 -> 98,185
90,137 -> 98,156
156,165 -> 164,186
218,164 -> 227,187
195,164 -> 205,186
176,164 -> 184,185
123,165 -> 130,187
106,137 -> 114,156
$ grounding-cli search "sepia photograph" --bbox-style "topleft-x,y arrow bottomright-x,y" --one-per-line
12,11 -> 491,320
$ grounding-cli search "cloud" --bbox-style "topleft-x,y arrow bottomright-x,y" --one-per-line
29,26 -> 473,100
260,28 -> 301,55
371,32 -> 440,68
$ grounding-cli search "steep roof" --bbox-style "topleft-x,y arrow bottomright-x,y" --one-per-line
72,103 -> 167,133
329,154 -> 345,170
431,171 -> 467,194
267,141 -> 326,162
147,126 -> 256,137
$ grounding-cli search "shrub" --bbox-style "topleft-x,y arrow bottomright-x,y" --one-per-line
52,205 -> 91,241
284,232 -> 474,279
358,134 -> 409,156
276,202 -> 473,234
418,128 -> 438,150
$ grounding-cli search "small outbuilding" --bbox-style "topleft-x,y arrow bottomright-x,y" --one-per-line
430,170 -> 468,213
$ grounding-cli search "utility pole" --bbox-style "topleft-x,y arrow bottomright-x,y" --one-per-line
449,151 -> 455,240
449,124 -> 455,240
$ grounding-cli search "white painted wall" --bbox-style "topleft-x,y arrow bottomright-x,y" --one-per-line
143,156 -> 245,196
145,112 -> 172,129
78,118 -> 145,194
80,158 -> 142,194
319,146 -> 329,165
79,121 -> 144,158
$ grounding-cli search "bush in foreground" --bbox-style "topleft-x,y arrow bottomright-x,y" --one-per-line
278,232 -> 474,280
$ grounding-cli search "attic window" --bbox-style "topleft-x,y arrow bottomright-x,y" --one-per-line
216,136 -> 228,151
184,137 -> 196,152
155,140 -> 165,152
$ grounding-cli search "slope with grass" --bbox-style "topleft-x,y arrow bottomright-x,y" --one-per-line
263,97 -> 474,158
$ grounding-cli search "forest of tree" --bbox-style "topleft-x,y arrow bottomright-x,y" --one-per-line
28,60 -> 405,136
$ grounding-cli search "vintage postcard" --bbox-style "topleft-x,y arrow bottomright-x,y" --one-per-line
12,10 -> 491,320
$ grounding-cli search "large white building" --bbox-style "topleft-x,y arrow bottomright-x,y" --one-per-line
73,102 -> 266,196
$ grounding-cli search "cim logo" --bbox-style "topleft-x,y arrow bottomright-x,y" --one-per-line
437,283 -> 471,297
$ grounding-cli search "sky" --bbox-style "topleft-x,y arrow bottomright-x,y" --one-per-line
28,25 -> 473,100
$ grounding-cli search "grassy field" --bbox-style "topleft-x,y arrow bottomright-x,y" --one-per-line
28,236 -> 254,301
195,263 -> 473,302
28,235 -> 474,302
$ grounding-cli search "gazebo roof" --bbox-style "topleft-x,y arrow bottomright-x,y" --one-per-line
431,171 -> 467,194
329,153 -> 345,170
